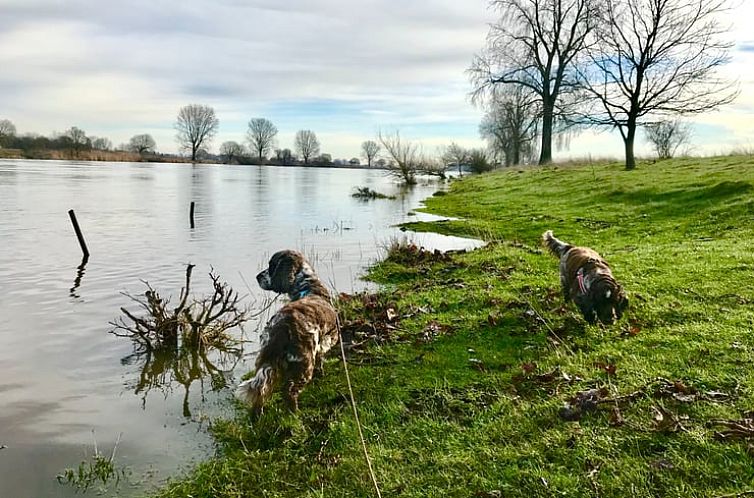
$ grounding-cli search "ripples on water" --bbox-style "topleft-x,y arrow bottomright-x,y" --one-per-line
0,160 -> 482,497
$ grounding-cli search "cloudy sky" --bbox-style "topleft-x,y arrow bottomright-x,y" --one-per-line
0,0 -> 752,160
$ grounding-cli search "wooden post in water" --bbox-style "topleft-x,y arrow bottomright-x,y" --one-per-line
190,201 -> 195,229
68,209 -> 90,259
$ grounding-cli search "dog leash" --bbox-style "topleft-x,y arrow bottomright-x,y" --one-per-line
334,310 -> 383,498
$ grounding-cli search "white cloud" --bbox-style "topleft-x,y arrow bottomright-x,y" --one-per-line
0,0 -> 751,159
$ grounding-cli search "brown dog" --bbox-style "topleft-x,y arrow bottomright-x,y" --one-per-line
235,250 -> 338,411
543,231 -> 628,324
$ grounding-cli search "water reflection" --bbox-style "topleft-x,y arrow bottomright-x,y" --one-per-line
121,340 -> 242,418
69,256 -> 89,298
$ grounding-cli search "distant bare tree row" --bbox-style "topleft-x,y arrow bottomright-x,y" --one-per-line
2,113 -> 497,185
471,0 -> 737,169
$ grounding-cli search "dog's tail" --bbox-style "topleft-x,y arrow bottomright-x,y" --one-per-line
234,364 -> 279,411
542,230 -> 572,258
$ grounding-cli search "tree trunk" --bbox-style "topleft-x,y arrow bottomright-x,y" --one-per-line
191,143 -> 198,162
512,141 -> 521,166
538,101 -> 554,165
624,122 -> 636,171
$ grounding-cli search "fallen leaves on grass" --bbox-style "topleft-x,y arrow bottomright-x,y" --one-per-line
559,388 -> 609,421
513,365 -> 583,398
338,292 -> 453,353
557,378 -> 731,427
594,361 -> 617,377
651,403 -> 689,433
386,242 -> 462,266
653,378 -> 730,403
418,320 -> 452,344
337,292 -> 404,353
709,416 -> 754,441
621,318 -> 642,337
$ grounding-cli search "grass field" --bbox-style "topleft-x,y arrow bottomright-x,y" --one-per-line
154,155 -> 754,498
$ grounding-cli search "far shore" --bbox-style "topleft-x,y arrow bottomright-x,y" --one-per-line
0,148 -> 389,171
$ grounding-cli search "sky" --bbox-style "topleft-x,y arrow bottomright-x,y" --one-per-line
0,0 -> 752,160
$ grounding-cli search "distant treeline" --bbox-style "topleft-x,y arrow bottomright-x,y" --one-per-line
0,119 -> 382,168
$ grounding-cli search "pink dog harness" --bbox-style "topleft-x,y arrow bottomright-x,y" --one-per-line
576,268 -> 588,294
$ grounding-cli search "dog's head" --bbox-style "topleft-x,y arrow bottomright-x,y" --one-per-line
584,278 -> 628,325
257,250 -> 311,294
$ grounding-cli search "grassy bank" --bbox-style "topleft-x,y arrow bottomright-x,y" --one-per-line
154,155 -> 754,498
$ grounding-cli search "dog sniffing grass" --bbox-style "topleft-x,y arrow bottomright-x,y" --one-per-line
154,155 -> 754,498
543,230 -> 628,324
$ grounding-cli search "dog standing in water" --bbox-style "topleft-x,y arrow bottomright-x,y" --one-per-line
543,230 -> 628,324
235,250 -> 338,412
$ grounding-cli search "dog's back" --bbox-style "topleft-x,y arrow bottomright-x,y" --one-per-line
543,230 -> 605,268
235,295 -> 337,411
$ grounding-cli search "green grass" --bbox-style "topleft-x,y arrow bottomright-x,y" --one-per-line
153,156 -> 754,498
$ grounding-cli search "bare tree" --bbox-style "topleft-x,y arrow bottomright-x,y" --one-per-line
129,134 -> 156,155
442,142 -> 470,176
175,104 -> 219,161
361,140 -> 381,167
91,137 -> 112,151
644,120 -> 690,160
470,0 -> 597,165
246,118 -> 277,163
0,119 -> 16,146
579,0 -> 737,170
377,130 -> 423,185
63,126 -> 91,158
295,130 -> 320,164
219,141 -> 245,164
480,86 -> 540,166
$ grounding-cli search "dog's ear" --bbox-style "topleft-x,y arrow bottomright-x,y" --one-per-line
269,252 -> 299,293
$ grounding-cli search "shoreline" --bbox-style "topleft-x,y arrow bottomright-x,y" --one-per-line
0,152 -> 395,171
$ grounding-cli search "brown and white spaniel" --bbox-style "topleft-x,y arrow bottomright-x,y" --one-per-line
235,250 -> 338,412
543,230 -> 628,325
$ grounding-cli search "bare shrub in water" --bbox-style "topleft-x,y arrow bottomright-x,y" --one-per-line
110,264 -> 248,352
